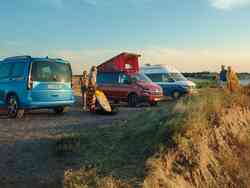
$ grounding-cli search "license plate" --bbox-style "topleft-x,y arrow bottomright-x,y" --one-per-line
48,85 -> 61,90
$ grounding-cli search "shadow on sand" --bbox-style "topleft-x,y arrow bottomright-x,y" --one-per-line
0,127 -> 85,188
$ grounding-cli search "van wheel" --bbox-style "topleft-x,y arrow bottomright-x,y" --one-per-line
53,107 -> 65,114
128,94 -> 138,107
150,101 -> 158,106
113,100 -> 119,104
7,95 -> 24,119
172,91 -> 181,100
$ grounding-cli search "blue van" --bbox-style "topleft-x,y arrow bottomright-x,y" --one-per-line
141,64 -> 196,99
0,56 -> 74,118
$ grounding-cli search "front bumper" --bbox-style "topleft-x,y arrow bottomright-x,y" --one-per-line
187,88 -> 198,95
138,94 -> 163,103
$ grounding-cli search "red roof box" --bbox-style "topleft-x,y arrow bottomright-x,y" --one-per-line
97,52 -> 141,74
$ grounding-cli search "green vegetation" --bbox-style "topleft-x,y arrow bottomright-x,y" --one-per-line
62,88 -> 250,188
191,78 -> 217,88
63,101 -> 181,187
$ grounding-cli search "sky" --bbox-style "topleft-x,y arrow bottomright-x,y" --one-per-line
1,0 -> 250,73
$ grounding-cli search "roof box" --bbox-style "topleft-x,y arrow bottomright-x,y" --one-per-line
97,52 -> 141,74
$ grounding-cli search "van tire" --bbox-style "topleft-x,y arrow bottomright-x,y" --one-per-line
150,101 -> 158,106
53,107 -> 65,114
128,93 -> 138,107
172,91 -> 181,100
17,109 -> 25,119
7,95 -> 24,119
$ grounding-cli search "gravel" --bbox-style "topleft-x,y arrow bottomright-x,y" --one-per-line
0,101 -> 143,188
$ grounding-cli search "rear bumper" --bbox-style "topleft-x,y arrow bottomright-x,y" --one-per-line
21,99 -> 75,109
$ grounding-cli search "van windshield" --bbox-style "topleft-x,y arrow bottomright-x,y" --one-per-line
169,73 -> 187,81
131,73 -> 152,83
31,61 -> 72,82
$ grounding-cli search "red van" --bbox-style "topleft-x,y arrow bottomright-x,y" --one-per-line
97,53 -> 163,107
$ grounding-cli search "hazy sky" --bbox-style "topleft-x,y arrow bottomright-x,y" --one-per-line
1,0 -> 250,73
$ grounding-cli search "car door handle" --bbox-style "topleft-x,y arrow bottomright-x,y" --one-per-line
52,94 -> 59,97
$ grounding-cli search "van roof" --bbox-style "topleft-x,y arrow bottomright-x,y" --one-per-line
3,56 -> 69,64
101,52 -> 141,64
98,52 -> 141,74
141,64 -> 181,74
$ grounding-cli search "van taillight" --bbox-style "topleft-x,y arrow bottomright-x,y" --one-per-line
28,76 -> 33,90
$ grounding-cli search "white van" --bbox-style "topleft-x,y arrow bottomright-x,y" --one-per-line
141,64 -> 196,99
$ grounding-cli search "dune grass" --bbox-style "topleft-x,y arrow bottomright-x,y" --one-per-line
191,78 -> 217,88
62,88 -> 250,188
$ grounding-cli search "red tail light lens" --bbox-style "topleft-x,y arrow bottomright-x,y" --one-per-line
27,75 -> 33,90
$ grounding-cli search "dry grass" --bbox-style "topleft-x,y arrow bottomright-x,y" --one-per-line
64,168 -> 132,188
63,87 -> 250,188
143,89 -> 250,188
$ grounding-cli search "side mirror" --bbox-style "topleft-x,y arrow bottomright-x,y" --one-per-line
168,78 -> 175,83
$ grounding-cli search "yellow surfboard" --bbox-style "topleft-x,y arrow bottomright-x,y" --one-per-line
95,90 -> 112,113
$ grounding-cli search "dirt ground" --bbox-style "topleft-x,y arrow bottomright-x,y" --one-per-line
0,98 -> 144,188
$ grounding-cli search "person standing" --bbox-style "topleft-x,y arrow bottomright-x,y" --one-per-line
219,65 -> 227,88
87,66 -> 98,112
227,66 -> 240,93
80,70 -> 88,111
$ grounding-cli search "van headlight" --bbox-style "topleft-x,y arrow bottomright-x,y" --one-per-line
143,89 -> 151,94
182,85 -> 192,90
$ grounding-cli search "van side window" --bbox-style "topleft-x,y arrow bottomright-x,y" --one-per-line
146,74 -> 163,82
0,63 -> 12,79
97,72 -> 119,84
12,63 -> 25,78
147,73 -> 174,82
162,74 -> 174,82
119,73 -> 130,84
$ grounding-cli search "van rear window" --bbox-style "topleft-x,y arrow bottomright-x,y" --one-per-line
31,61 -> 71,82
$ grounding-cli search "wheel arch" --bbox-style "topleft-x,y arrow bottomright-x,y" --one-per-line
128,92 -> 137,98
171,90 -> 183,99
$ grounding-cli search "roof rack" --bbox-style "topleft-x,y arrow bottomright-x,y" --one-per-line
45,56 -> 65,61
4,55 -> 32,61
